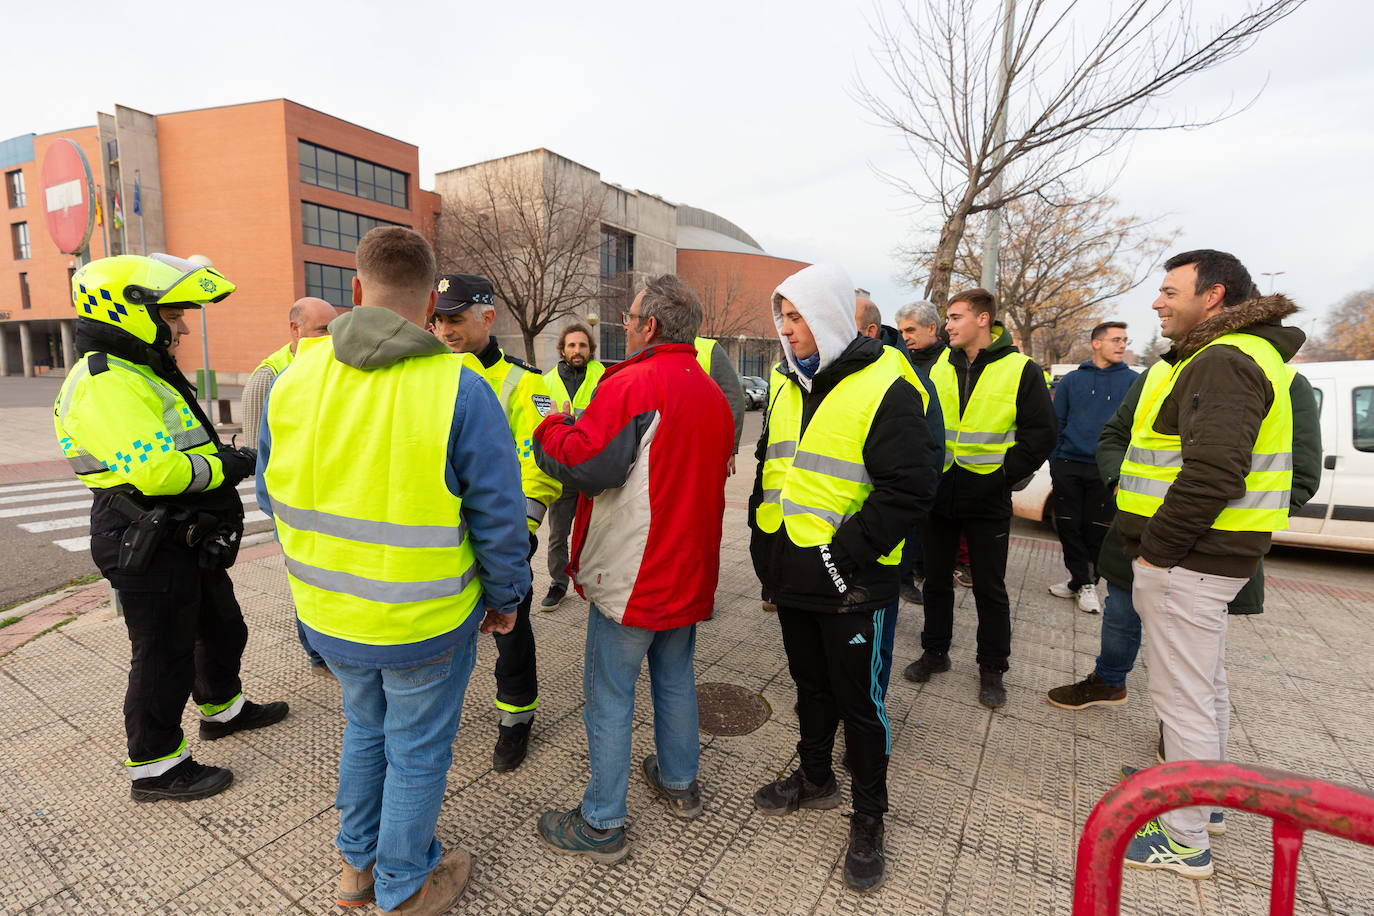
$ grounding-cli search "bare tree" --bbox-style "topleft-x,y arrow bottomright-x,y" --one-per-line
693,265 -> 758,340
437,154 -> 607,362
857,0 -> 1305,305
944,189 -> 1175,361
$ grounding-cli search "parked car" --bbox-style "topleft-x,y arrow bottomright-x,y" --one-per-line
1011,360 -> 1374,554
741,375 -> 768,410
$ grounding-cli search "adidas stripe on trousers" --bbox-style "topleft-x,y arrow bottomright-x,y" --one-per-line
777,606 -> 891,817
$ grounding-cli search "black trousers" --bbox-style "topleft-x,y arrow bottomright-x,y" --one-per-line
92,535 -> 247,765
1050,458 -> 1114,590
778,606 -> 890,817
493,536 -> 538,734
920,510 -> 1012,671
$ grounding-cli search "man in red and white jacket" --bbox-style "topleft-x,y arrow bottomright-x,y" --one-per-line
531,274 -> 733,863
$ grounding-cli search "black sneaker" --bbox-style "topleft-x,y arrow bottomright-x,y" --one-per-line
494,721 -> 532,772
902,651 -> 950,683
900,581 -> 923,605
539,584 -> 567,612
978,668 -> 1007,709
753,769 -> 841,816
199,700 -> 289,741
131,757 -> 233,802
641,755 -> 703,818
1046,673 -> 1128,710
843,812 -> 886,892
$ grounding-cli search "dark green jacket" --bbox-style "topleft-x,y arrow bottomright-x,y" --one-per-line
1095,364 -> 1321,614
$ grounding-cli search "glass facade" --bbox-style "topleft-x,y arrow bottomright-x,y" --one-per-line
600,324 -> 626,362
302,202 -> 401,252
305,262 -> 357,310
298,141 -> 409,208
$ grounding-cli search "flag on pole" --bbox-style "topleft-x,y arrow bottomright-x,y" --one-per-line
94,188 -> 103,226
113,193 -> 124,229
133,174 -> 142,216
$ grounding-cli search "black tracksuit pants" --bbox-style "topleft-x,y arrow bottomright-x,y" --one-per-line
493,535 -> 539,734
1050,458 -> 1113,590
92,535 -> 247,765
778,606 -> 890,817
920,510 -> 1012,672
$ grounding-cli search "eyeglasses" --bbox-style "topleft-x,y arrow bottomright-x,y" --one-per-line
621,310 -> 641,327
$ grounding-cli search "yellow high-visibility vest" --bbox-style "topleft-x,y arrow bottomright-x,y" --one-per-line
257,343 -> 294,377
694,337 -> 719,374
755,347 -> 919,566
929,346 -> 1033,474
1117,333 -> 1292,532
473,350 -> 562,531
543,360 -> 605,418
264,337 -> 481,646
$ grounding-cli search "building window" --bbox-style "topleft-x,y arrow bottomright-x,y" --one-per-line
5,170 -> 24,208
11,222 -> 30,259
303,202 -> 402,252
298,140 -> 409,209
1354,387 -> 1374,453
600,324 -> 626,362
305,261 -> 357,310
600,226 -> 634,282
19,272 -> 31,309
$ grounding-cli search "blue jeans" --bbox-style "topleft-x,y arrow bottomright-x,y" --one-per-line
1094,582 -> 1141,688
327,633 -> 477,911
297,617 -> 325,667
581,603 -> 699,830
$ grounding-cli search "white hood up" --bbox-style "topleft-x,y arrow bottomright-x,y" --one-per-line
771,263 -> 859,391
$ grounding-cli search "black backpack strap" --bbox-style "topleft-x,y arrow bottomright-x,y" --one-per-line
88,352 -> 110,375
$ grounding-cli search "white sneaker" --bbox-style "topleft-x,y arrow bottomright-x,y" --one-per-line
1048,580 -> 1076,599
1076,584 -> 1101,614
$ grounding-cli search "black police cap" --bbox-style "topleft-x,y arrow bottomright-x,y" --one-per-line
434,274 -> 495,314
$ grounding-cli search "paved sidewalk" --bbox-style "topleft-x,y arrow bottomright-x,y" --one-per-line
3,506 -> 1374,913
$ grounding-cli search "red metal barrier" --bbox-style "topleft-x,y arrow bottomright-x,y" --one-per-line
1073,760 -> 1374,916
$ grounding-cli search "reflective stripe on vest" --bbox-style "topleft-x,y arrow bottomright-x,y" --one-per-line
265,340 -> 480,646
257,343 -> 294,377
543,360 -> 605,418
929,346 -> 1031,474
756,347 -> 918,566
1116,334 -> 1293,532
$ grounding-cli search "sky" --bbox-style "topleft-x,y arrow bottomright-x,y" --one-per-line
7,0 -> 1369,344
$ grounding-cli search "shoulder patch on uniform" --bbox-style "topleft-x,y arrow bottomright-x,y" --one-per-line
532,394 -> 553,417
88,353 -> 110,375
502,353 -> 537,373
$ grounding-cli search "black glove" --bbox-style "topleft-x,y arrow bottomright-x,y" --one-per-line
217,447 -> 257,485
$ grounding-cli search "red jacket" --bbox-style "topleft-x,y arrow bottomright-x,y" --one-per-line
532,343 -> 733,629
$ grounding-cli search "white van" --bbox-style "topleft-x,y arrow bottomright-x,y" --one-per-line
1011,359 -> 1374,554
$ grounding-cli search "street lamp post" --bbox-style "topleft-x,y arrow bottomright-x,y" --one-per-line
187,254 -> 216,422
1260,271 -> 1286,295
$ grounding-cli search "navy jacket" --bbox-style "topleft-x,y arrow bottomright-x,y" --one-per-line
1051,360 -> 1138,464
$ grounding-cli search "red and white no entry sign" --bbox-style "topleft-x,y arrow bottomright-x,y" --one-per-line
41,138 -> 96,255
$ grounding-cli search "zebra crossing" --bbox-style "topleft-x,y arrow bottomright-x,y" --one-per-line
0,478 -> 268,553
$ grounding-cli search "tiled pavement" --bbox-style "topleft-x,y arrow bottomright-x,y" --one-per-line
3,504 -> 1374,914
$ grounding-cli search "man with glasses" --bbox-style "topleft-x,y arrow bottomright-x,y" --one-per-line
1047,322 -> 1138,613
531,276 -> 733,864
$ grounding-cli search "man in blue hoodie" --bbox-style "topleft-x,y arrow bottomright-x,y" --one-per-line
1047,322 -> 1137,614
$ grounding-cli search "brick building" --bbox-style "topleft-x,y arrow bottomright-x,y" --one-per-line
1,99 -> 439,380
435,149 -> 806,374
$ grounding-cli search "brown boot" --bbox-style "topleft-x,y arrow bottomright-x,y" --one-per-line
392,848 -> 473,915
336,857 -> 374,907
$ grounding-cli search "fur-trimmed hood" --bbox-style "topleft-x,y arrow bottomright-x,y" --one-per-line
1173,294 -> 1305,362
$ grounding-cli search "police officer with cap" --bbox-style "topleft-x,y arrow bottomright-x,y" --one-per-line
54,254 -> 288,802
432,273 -> 561,771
